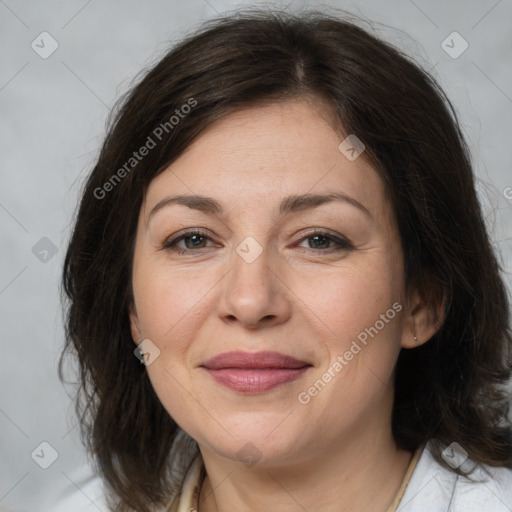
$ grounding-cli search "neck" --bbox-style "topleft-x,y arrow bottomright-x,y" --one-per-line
197,417 -> 413,512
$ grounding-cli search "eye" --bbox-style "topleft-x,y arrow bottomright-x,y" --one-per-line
162,228 -> 353,255
295,229 -> 354,253
162,229 -> 217,255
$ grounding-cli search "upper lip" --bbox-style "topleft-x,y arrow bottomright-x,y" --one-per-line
200,351 -> 310,370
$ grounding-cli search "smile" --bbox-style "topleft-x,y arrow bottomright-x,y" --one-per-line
200,351 -> 312,393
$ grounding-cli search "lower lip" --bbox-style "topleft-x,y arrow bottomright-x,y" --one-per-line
203,367 -> 310,393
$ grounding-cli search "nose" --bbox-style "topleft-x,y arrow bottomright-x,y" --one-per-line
216,245 -> 292,330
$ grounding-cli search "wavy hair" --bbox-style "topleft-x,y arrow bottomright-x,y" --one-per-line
59,8 -> 512,512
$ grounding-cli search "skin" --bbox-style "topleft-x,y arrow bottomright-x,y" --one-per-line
129,98 -> 441,512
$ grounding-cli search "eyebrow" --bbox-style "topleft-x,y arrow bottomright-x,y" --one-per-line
147,192 -> 372,225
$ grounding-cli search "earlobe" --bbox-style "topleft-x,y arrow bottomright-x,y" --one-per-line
401,287 -> 445,349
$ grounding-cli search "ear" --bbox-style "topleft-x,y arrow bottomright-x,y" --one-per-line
129,302 -> 142,345
401,281 -> 445,349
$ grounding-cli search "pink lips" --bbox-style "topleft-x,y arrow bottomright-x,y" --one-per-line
200,351 -> 311,393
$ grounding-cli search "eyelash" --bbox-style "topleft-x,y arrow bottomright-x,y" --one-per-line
162,229 -> 354,255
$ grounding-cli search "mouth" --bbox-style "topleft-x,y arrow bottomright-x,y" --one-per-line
200,351 -> 312,393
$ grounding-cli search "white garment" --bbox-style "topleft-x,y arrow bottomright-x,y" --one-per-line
397,442 -> 512,511
47,440 -> 512,511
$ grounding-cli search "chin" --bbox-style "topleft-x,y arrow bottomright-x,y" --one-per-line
193,415 -> 308,467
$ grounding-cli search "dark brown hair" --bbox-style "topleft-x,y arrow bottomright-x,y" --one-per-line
60,8 -> 512,512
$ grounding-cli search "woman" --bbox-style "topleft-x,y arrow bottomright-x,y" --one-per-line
59,8 -> 512,512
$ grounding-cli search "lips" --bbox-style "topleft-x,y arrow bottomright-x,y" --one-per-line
201,351 -> 310,370
200,351 -> 311,393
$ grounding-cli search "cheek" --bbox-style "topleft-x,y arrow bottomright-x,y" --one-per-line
132,262 -> 210,424
132,257 -> 217,347
296,255 -> 404,410
290,262 -> 403,428
295,254 -> 402,347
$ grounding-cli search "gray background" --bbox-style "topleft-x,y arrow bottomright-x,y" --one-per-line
1,0 -> 511,510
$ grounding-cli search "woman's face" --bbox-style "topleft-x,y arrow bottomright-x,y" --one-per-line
130,98 -> 410,466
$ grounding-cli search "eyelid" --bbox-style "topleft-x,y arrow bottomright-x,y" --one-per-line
162,228 -> 216,249
162,227 -> 354,254
295,227 -> 353,245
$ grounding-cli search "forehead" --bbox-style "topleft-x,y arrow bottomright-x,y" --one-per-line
142,99 -> 391,223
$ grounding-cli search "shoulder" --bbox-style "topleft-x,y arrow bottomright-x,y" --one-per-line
399,440 -> 512,512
